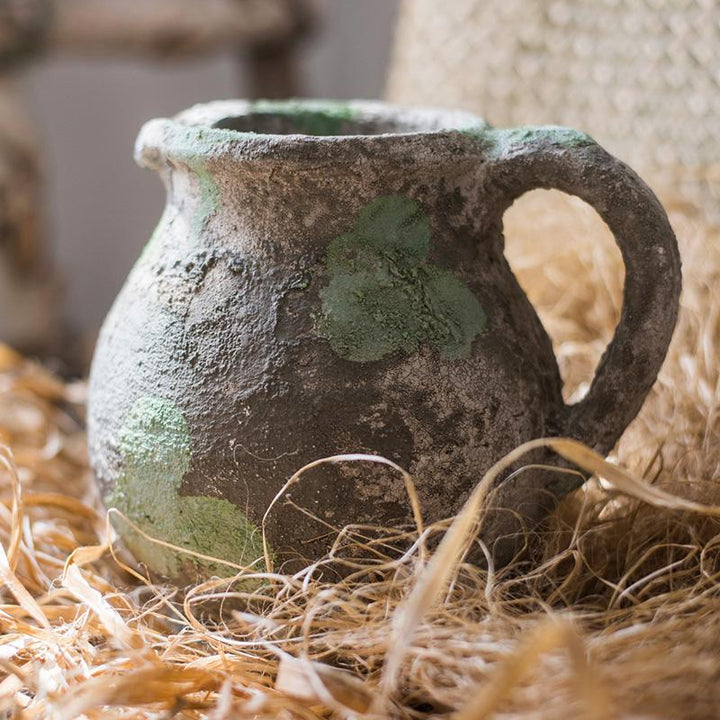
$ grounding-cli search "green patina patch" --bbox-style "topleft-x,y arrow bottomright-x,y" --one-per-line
249,99 -> 356,136
107,396 -> 265,580
190,163 -> 220,240
167,131 -> 224,241
316,195 -> 487,362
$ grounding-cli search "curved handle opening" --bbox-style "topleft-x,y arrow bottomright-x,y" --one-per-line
502,187 -> 624,406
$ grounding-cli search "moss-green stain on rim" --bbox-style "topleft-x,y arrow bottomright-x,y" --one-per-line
107,396 -> 265,580
461,125 -> 596,156
317,195 -> 487,362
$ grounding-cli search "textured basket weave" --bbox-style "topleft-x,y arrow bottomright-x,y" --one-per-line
387,0 -> 720,225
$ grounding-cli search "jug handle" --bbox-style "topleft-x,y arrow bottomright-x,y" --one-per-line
484,126 -> 682,454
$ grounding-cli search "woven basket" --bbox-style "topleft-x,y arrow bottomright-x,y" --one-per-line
387,0 -> 720,225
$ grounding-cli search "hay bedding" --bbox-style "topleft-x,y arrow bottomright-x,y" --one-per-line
1,192 -> 720,719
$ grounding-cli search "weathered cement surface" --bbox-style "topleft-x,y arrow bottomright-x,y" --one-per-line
88,100 -> 681,582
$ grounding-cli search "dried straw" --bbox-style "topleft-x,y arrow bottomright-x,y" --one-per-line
1,192 -> 719,719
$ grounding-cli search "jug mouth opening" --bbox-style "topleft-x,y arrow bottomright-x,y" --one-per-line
135,99 -> 491,169
208,99 -> 485,137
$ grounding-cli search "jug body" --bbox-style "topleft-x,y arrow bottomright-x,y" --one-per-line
88,100 -> 680,581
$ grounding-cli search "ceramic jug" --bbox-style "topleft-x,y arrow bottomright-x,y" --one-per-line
88,100 -> 681,582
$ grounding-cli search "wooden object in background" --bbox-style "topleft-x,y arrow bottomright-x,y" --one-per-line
0,1 -> 60,356
48,0 -> 314,98
0,0 -> 312,360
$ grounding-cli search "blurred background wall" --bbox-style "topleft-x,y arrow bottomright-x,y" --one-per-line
22,0 -> 399,344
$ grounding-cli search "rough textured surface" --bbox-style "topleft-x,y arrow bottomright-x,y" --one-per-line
88,100 -> 681,582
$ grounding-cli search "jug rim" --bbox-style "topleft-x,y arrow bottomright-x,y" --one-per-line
135,99 -> 492,169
